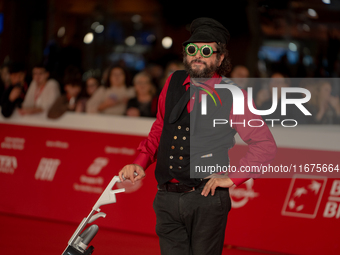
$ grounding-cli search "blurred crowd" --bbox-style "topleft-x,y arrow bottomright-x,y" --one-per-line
0,60 -> 185,120
0,60 -> 339,125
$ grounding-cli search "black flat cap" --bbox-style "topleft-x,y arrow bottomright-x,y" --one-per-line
183,17 -> 230,46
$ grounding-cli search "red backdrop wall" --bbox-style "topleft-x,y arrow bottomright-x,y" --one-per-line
0,114 -> 339,255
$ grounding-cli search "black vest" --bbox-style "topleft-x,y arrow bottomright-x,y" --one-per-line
155,70 -> 236,187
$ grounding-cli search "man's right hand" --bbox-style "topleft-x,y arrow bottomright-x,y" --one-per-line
118,164 -> 145,184
9,87 -> 22,102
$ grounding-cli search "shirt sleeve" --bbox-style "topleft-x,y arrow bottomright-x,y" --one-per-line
41,79 -> 61,111
1,86 -> 24,118
132,74 -> 172,170
47,95 -> 68,119
22,81 -> 36,108
86,86 -> 105,113
228,89 -> 277,186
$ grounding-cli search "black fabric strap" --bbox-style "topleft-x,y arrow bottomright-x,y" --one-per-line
157,179 -> 209,193
169,86 -> 197,124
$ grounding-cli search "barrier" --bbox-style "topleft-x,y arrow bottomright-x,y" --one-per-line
0,111 -> 339,254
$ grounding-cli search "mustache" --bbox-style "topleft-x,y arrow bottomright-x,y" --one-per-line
190,59 -> 206,65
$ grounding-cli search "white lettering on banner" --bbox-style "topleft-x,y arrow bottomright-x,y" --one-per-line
80,175 -> 104,185
1,137 -> 25,150
74,157 -> 109,194
73,183 -> 103,194
282,175 -> 327,219
46,140 -> 69,149
323,180 -> 340,219
104,146 -> 135,155
330,180 -> 340,196
229,179 -> 259,208
0,155 -> 17,174
323,202 -> 340,218
35,158 -> 61,181
87,157 -> 109,175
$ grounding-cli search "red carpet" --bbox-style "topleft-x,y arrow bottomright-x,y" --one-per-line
0,213 -> 284,255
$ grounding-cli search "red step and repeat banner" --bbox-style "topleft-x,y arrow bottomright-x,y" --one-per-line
0,113 -> 339,255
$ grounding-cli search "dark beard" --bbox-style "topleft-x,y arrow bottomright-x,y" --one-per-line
183,56 -> 219,78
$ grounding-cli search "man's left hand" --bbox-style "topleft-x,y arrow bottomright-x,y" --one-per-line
201,174 -> 234,197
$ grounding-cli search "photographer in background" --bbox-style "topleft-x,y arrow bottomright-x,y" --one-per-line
0,62 -> 27,118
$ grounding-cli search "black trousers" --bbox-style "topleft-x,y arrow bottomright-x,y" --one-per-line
153,187 -> 231,255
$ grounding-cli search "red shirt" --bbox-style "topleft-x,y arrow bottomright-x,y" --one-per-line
133,72 -> 277,186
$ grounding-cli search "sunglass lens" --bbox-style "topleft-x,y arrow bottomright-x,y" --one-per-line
187,45 -> 197,55
202,46 -> 212,57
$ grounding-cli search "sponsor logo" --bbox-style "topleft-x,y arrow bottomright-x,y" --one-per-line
1,137 -> 25,150
0,155 -> 17,174
35,158 -> 61,181
46,140 -> 69,149
104,146 -> 135,155
323,180 -> 340,219
282,174 -> 327,219
229,179 -> 259,208
87,157 -> 108,175
73,157 -> 109,194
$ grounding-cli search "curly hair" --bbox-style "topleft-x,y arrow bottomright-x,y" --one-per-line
215,43 -> 232,77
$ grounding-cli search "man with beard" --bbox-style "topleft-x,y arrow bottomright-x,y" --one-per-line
118,18 -> 276,255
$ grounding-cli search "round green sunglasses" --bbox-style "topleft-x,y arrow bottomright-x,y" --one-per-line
185,43 -> 219,58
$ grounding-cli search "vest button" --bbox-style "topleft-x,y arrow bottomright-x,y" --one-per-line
186,127 -> 189,131
178,126 -> 181,129
182,136 -> 186,140
178,166 -> 182,169
174,136 -> 177,140
170,155 -> 173,159
169,165 -> 173,169
171,145 -> 175,149
180,147 -> 183,150
179,156 -> 183,160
